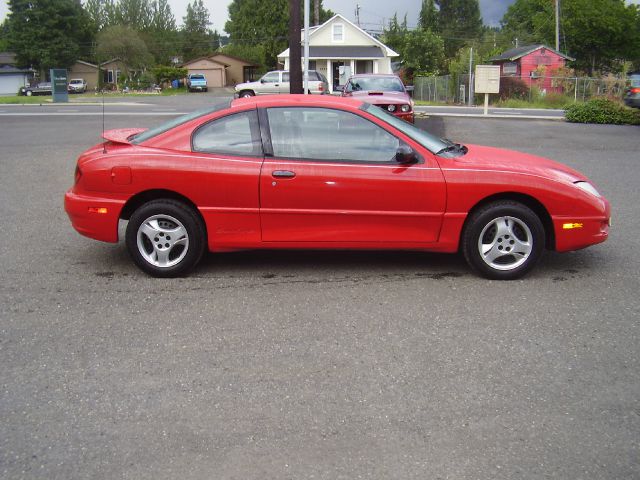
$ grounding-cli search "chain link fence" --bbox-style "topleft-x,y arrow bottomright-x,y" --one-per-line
413,75 -> 629,105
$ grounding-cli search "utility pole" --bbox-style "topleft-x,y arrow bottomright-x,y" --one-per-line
468,47 -> 473,107
289,0 -> 303,93
355,4 -> 361,27
304,0 -> 310,94
555,0 -> 560,51
313,0 -> 320,26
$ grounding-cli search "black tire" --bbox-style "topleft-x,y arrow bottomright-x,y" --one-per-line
240,90 -> 254,98
125,199 -> 206,277
26,90 -> 33,96
462,201 -> 545,280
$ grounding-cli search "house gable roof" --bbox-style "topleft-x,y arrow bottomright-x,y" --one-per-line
489,44 -> 574,62
210,52 -> 258,67
278,13 -> 398,59
181,56 -> 229,68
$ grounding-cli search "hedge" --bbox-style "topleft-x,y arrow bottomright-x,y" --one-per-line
565,98 -> 640,125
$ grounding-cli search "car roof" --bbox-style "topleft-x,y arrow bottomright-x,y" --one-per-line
350,73 -> 400,78
232,93 -> 364,110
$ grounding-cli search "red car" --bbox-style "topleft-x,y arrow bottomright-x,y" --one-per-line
342,74 -> 414,123
65,95 -> 610,279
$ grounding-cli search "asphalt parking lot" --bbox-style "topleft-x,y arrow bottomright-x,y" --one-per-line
1,98 -> 639,479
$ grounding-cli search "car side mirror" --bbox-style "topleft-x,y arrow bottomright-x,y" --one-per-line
395,145 -> 417,164
260,78 -> 266,83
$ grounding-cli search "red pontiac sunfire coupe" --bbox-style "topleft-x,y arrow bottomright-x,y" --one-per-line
65,95 -> 610,280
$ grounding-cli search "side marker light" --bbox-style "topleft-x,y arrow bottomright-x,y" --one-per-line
88,207 -> 108,214
562,222 -> 583,229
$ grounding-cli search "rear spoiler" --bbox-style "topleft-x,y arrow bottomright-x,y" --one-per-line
102,128 -> 147,144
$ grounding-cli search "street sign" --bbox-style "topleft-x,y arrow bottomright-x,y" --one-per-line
50,69 -> 68,103
474,65 -> 501,94
474,65 -> 501,115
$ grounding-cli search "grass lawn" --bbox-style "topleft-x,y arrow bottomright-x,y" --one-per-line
0,87 -> 189,104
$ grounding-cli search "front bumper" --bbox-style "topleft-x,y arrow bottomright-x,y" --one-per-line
624,96 -> 640,108
553,215 -> 610,252
64,189 -> 125,243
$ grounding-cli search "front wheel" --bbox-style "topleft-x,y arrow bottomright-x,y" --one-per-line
462,201 -> 545,280
125,200 -> 206,277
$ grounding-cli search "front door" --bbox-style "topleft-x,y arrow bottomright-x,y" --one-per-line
258,71 -> 281,95
259,106 -> 446,244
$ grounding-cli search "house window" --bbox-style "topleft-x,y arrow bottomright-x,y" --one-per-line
104,70 -> 114,83
332,24 -> 344,43
356,60 -> 373,74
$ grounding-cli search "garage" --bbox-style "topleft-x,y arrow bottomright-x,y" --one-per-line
0,66 -> 30,95
181,57 -> 228,89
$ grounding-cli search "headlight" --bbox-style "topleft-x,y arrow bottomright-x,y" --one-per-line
401,104 -> 411,112
574,181 -> 601,197
387,104 -> 397,112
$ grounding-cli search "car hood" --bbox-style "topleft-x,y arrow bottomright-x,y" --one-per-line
453,144 -> 587,184
235,80 -> 262,90
347,90 -> 410,104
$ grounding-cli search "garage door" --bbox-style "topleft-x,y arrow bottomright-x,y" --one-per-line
0,75 -> 25,95
190,69 -> 224,88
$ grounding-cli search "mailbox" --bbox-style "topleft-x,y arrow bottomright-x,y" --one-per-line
474,65 -> 501,94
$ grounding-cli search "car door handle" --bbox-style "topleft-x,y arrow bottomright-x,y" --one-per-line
272,170 -> 296,178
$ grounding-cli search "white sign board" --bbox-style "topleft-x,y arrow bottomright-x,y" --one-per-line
474,65 -> 501,94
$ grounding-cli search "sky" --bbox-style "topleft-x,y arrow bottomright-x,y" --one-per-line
0,0 -> 518,32
1,0 -> 639,33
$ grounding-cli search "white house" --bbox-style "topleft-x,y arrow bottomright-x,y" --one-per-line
277,14 -> 399,93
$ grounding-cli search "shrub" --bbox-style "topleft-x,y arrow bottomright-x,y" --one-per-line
496,77 -> 529,100
565,98 -> 640,125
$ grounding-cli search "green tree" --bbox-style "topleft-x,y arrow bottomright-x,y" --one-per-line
225,0 -> 333,70
96,24 -> 153,84
436,0 -> 483,57
0,20 -> 9,52
6,0 -> 94,73
114,0 -> 152,30
402,28 -> 445,75
381,14 -> 408,56
151,64 -> 187,83
181,0 -> 219,61
501,0 -> 640,74
145,0 -> 179,64
419,0 -> 439,32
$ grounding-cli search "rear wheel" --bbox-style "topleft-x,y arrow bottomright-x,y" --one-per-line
240,90 -> 254,98
26,90 -> 33,96
125,200 -> 206,277
462,201 -> 545,280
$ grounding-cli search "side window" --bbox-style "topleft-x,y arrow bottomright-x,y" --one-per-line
267,107 -> 400,163
262,72 -> 279,83
282,72 -> 290,82
192,110 -> 262,157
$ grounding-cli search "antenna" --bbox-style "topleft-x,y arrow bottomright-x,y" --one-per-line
102,87 -> 106,154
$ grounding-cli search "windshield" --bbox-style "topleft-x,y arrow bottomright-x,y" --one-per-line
131,101 -> 231,144
630,74 -> 640,88
347,76 -> 405,93
361,103 -> 453,154
190,74 -> 205,79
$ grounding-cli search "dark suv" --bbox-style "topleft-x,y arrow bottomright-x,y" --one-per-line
624,72 -> 640,108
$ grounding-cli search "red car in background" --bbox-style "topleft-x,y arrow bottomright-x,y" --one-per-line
342,74 -> 414,123
65,95 -> 609,279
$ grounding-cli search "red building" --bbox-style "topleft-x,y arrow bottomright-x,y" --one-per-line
489,44 -> 574,93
